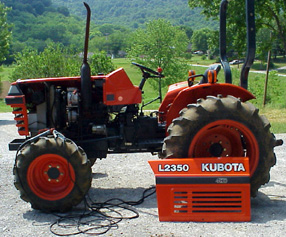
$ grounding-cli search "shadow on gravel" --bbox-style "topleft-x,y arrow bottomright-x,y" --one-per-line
91,172 -> 108,179
23,209 -> 57,224
251,186 -> 286,223
89,172 -> 157,208
21,186 -> 157,236
88,186 -> 157,209
21,186 -> 157,221
270,181 -> 286,188
0,120 -> 15,126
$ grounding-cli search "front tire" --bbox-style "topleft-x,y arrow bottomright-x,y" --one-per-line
14,136 -> 92,212
162,95 -> 277,197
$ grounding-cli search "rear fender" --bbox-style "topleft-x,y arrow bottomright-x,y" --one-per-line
165,83 -> 255,129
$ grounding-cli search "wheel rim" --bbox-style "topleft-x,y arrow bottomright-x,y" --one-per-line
27,154 -> 75,201
188,120 -> 259,176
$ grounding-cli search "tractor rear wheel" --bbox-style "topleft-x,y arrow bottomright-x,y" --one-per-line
14,136 -> 92,212
162,95 -> 277,197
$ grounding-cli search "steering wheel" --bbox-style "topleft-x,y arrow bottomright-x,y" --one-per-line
132,62 -> 164,78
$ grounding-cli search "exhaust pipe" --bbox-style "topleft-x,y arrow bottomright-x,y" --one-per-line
219,0 -> 256,89
219,0 -> 232,84
240,0 -> 256,89
81,2 -> 92,113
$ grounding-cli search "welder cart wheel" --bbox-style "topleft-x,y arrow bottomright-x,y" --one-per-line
14,136 -> 92,212
162,95 -> 277,197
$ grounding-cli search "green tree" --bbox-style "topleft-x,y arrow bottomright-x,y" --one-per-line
256,28 -> 272,63
89,51 -> 114,75
11,44 -> 114,81
0,2 -> 11,63
108,30 -> 131,57
90,25 -> 130,57
258,0 -> 286,54
188,0 -> 286,56
98,24 -> 115,36
2,0 -> 53,15
178,25 -> 193,40
191,28 -> 210,53
207,30 -> 219,58
128,19 -> 189,88
57,6 -> 70,17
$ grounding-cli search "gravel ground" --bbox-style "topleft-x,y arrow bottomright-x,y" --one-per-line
1,112 -> 286,237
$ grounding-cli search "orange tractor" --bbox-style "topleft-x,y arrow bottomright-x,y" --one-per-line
6,0 -> 282,212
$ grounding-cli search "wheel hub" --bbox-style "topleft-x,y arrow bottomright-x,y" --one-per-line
209,143 -> 224,157
47,167 -> 61,180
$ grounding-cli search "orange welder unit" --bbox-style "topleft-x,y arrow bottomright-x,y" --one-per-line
149,157 -> 251,222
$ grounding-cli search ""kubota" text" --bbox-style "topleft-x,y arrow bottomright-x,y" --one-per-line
201,163 -> 246,172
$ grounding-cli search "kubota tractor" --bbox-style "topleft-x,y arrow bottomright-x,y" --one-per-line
6,0 -> 282,212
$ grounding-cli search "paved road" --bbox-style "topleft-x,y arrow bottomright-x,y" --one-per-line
1,113 -> 286,236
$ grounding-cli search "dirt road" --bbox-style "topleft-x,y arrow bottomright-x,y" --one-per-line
1,113 -> 286,236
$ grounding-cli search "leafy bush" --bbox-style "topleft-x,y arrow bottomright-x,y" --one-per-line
11,44 -> 114,81
88,51 -> 115,75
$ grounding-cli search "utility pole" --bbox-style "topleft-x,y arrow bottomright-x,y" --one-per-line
263,49 -> 271,106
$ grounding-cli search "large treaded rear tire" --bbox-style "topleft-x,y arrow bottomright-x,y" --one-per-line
14,136 -> 92,212
162,95 -> 277,197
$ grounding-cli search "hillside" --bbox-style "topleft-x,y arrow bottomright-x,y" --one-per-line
1,0 -> 216,63
2,0 -> 86,61
52,0 -> 217,30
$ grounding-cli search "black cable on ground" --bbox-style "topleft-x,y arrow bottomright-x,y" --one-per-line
49,186 -> 156,236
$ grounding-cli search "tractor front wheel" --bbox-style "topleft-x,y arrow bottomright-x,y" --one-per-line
14,136 -> 92,212
162,95 -> 277,197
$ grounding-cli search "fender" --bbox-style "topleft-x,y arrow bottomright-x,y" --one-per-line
164,83 -> 255,130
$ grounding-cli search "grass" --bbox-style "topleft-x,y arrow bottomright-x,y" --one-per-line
0,65 -> 14,81
272,56 -> 286,68
113,58 -> 141,84
0,99 -> 12,112
259,107 -> 286,133
189,55 -> 219,66
1,57 -> 286,133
